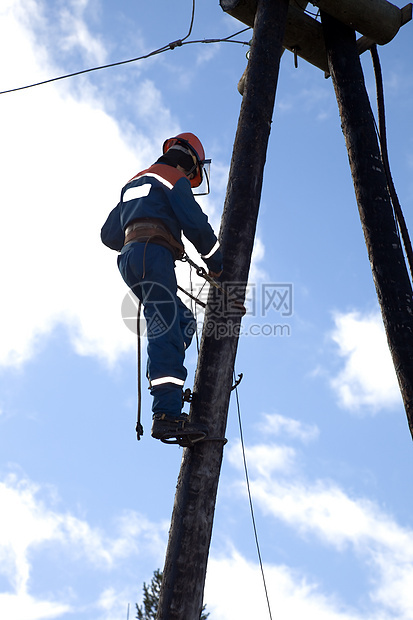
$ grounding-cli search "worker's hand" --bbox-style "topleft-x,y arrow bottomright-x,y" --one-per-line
208,270 -> 223,279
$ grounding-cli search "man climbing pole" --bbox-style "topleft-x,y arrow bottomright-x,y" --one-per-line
101,133 -> 223,443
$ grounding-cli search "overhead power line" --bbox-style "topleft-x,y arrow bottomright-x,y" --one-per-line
0,28 -> 251,96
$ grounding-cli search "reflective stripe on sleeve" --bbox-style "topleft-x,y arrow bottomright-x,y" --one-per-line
123,184 -> 151,202
150,376 -> 185,387
201,240 -> 220,260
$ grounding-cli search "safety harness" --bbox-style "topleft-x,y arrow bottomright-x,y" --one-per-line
124,218 -> 184,260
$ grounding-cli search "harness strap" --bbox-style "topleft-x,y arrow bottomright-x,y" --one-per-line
124,218 -> 184,260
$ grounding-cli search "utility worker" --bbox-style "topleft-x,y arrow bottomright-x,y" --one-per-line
101,133 -> 223,442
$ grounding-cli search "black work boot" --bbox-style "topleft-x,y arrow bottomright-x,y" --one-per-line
151,413 -> 208,444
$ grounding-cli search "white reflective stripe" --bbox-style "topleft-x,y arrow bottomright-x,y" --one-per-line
201,240 -> 220,259
143,173 -> 174,190
123,183 -> 151,202
150,376 -> 185,387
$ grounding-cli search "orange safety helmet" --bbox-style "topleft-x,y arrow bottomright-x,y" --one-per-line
163,132 -> 207,189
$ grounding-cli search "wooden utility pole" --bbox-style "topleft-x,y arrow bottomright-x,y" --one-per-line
321,12 -> 413,439
156,0 -> 289,617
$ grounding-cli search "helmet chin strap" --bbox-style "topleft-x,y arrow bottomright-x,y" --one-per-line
176,163 -> 197,180
186,150 -> 201,183
167,142 -> 203,187
186,162 -> 198,180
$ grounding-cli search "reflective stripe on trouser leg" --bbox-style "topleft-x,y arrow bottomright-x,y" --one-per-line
149,376 -> 185,419
150,376 -> 185,387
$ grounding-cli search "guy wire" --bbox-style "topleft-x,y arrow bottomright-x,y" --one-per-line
233,369 -> 274,620
370,44 -> 413,284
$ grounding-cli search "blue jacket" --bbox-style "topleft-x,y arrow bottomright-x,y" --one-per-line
101,162 -> 223,273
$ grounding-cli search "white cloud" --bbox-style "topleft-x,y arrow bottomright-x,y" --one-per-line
228,440 -> 298,478
249,475 -> 413,618
0,0 -> 241,371
249,235 -> 267,283
252,477 -> 388,550
0,0 -> 267,370
222,411 -> 413,619
5,434 -> 413,620
258,412 -> 320,442
0,472 -> 167,619
0,0 -> 181,368
0,591 -> 71,620
195,44 -> 219,67
96,587 -> 136,620
227,413 -> 318,481
224,422 -> 413,620
277,80 -> 333,121
206,550 -> 362,620
329,311 -> 400,411
58,0 -> 107,64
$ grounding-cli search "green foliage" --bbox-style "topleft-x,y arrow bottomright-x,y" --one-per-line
136,569 -> 162,619
136,569 -> 209,619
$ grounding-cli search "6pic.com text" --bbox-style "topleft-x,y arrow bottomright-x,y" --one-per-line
202,320 -> 291,339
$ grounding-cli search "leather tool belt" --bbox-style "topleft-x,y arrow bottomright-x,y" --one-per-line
124,218 -> 184,260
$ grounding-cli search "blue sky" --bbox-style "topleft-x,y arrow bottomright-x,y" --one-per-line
1,0 -> 413,618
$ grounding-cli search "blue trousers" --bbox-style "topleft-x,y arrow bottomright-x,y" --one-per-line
118,242 -> 196,417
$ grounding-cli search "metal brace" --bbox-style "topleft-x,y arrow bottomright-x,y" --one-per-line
292,46 -> 299,69
231,373 -> 243,391
182,388 -> 193,404
161,433 -> 228,448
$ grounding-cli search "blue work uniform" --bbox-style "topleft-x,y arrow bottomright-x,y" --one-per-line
101,161 -> 223,418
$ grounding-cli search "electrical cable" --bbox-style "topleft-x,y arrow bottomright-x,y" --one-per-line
293,1 -> 320,19
1,0 -> 194,95
233,370 -> 274,620
0,25 -> 251,96
185,0 -> 196,41
370,44 -> 413,283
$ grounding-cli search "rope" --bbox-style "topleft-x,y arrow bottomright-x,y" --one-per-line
189,260 -> 201,354
136,299 -> 144,440
233,370 -> 273,620
370,45 -> 413,283
177,284 -> 206,309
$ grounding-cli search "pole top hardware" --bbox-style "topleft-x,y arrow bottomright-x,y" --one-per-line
220,0 -> 412,74
312,0 -> 412,45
